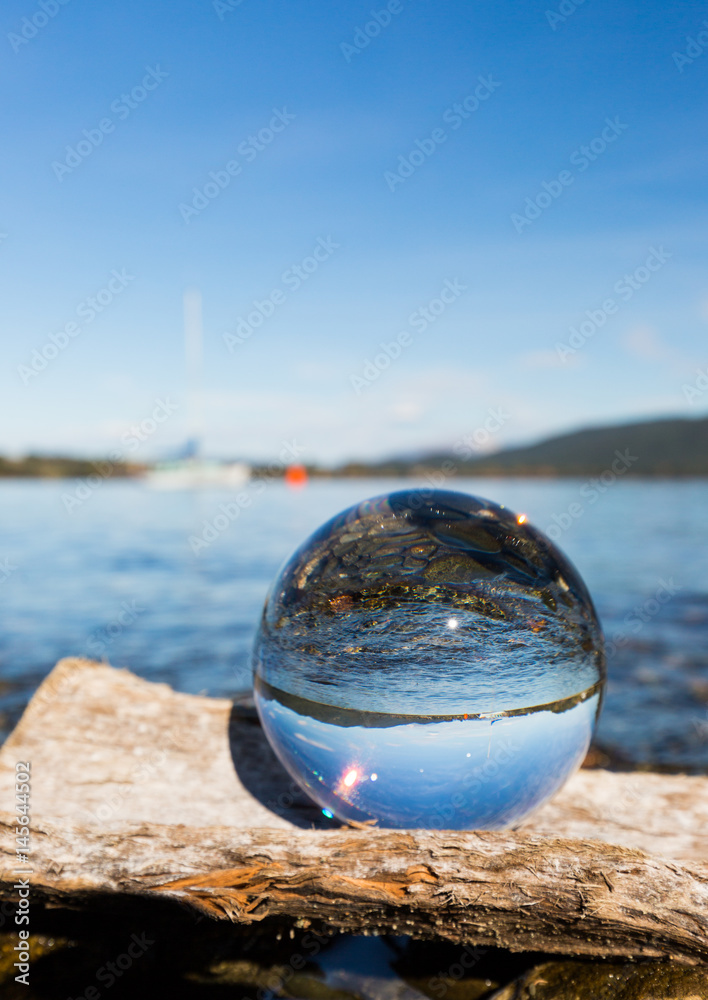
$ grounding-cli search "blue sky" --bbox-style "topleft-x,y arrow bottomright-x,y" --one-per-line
2,0 -> 707,463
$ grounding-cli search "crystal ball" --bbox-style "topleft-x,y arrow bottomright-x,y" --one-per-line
252,489 -> 605,829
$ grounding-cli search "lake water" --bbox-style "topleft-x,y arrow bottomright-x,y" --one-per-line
1,477 -> 707,771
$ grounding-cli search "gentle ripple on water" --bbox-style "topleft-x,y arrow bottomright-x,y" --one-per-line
0,477 -> 706,770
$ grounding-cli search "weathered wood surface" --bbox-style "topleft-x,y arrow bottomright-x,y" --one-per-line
0,657 -> 707,964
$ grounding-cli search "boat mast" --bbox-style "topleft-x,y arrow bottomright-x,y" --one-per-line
184,288 -> 204,462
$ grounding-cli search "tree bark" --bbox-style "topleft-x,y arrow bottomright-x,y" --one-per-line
0,658 -> 706,964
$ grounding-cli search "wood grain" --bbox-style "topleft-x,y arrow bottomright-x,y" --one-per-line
0,658 -> 706,964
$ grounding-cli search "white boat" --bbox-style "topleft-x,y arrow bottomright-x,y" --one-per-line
145,459 -> 250,490
144,288 -> 250,490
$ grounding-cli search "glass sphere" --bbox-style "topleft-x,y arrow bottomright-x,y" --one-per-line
252,489 -> 605,829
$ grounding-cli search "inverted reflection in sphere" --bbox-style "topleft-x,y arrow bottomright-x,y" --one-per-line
253,490 -> 605,829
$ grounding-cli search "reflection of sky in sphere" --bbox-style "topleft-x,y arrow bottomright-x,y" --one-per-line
256,690 -> 600,829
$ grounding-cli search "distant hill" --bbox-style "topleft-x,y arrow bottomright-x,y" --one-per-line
333,416 -> 708,477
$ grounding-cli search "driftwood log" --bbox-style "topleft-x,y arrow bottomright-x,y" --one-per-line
0,658 -> 706,965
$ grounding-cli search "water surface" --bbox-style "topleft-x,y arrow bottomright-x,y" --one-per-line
0,478 -> 706,771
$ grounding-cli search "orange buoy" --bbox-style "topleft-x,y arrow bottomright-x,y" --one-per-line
284,464 -> 308,489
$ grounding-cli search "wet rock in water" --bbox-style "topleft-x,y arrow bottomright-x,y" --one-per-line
187,936 -> 501,1000
489,959 -> 708,999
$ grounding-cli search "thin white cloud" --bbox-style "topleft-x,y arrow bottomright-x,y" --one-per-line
622,325 -> 669,361
389,399 -> 424,423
